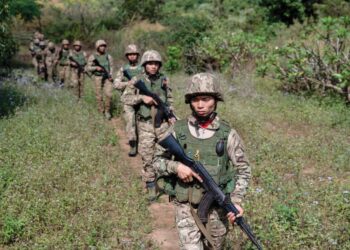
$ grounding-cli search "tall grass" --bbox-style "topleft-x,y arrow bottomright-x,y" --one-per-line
0,74 -> 152,249
169,72 -> 350,249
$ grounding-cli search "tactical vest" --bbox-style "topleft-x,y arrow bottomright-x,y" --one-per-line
71,51 -> 86,66
59,49 -> 70,65
137,73 -> 168,120
158,119 -> 235,205
123,64 -> 142,80
93,53 -> 110,76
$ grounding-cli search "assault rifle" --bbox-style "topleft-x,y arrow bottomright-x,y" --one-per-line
158,133 -> 263,250
123,70 -> 177,128
68,56 -> 90,78
92,58 -> 112,80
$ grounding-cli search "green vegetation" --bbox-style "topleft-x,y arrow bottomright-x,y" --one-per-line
0,74 -> 152,248
171,72 -> 350,249
3,0 -> 350,248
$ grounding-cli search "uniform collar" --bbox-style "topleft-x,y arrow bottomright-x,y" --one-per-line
187,114 -> 221,131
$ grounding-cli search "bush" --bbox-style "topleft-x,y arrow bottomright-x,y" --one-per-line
263,16 -> 350,102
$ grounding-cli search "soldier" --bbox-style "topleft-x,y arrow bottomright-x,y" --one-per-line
56,39 -> 71,87
45,42 -> 58,83
113,44 -> 142,156
35,41 -> 48,80
29,38 -> 41,69
69,40 -> 87,99
153,73 -> 251,249
123,49 -> 174,200
87,40 -> 114,119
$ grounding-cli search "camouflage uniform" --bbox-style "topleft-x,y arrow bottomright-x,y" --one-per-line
123,50 -> 173,195
35,41 -> 48,80
153,73 -> 251,250
87,40 -> 114,118
69,41 -> 87,98
45,42 -> 58,83
113,44 -> 142,156
57,39 -> 71,86
29,38 -> 41,69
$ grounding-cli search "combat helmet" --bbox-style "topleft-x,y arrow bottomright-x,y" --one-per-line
34,38 -> 40,45
140,50 -> 162,67
125,44 -> 140,56
73,40 -> 82,47
62,39 -> 69,45
48,42 -> 55,49
95,40 -> 107,49
185,73 -> 224,103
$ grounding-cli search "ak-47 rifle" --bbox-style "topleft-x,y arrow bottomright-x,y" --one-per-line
92,58 -> 112,81
158,133 -> 263,250
69,56 -> 90,78
123,70 -> 177,128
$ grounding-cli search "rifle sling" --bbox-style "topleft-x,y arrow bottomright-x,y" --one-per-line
188,186 -> 215,247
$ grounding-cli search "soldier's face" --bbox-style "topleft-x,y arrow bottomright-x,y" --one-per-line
74,45 -> 81,51
145,62 -> 160,75
63,44 -> 69,49
127,54 -> 138,62
191,96 -> 216,117
98,45 -> 106,53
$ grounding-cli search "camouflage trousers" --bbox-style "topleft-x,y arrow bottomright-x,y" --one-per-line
175,202 -> 229,250
70,67 -> 85,98
123,104 -> 137,141
137,120 -> 170,183
46,62 -> 56,83
32,57 -> 38,69
37,62 -> 47,80
59,65 -> 70,85
93,76 -> 113,113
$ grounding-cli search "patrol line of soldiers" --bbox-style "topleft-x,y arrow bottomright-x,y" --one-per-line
29,31 -> 253,250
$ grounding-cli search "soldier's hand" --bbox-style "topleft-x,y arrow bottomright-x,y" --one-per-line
96,66 -> 103,71
168,117 -> 176,125
177,163 -> 203,183
71,62 -> 77,67
227,204 -> 244,224
142,95 -> 157,105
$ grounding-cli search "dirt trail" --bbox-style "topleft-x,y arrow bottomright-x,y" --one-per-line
111,117 -> 179,250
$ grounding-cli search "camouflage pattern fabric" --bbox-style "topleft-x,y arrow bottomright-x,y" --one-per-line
125,44 -> 140,55
70,50 -> 87,98
138,121 -> 170,182
35,49 -> 47,80
175,202 -> 228,250
140,50 -> 162,66
87,53 -> 114,113
185,73 -> 224,103
45,48 -> 57,82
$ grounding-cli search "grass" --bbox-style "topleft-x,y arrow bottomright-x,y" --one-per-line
1,67 -> 349,249
169,72 -> 350,249
0,72 -> 152,249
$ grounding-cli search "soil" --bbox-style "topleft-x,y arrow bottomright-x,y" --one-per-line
111,117 -> 179,250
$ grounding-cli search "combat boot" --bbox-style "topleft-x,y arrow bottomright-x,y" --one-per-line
128,140 -> 137,157
146,181 -> 157,202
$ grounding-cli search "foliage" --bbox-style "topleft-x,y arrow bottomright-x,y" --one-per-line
0,75 -> 152,248
314,0 -> 350,18
164,46 -> 182,73
9,0 -> 41,22
171,72 -> 350,249
262,16 -> 350,102
0,0 -> 18,67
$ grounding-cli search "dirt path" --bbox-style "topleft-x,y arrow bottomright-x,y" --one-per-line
111,117 -> 179,250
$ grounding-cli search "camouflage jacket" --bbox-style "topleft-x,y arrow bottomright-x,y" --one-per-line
121,71 -> 174,108
45,48 -> 58,66
87,53 -> 114,76
153,115 -> 251,204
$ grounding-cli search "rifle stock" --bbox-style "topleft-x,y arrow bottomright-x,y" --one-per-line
158,133 -> 263,250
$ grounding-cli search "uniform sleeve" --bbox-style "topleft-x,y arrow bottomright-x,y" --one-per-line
108,54 -> 114,76
113,66 -> 128,90
152,130 -> 179,176
83,52 -> 87,65
164,77 -> 174,107
227,129 -> 251,204
87,54 -> 97,72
